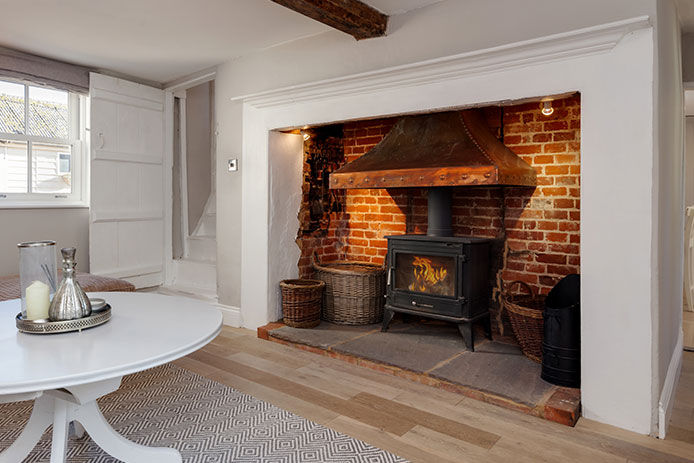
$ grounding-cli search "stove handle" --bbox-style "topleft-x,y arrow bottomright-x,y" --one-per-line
411,300 -> 434,309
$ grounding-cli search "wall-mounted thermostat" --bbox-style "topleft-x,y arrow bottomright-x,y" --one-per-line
228,158 -> 239,172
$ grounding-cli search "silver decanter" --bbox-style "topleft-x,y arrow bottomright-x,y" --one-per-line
48,247 -> 92,321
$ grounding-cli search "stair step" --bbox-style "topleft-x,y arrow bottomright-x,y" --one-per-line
186,236 -> 216,262
160,285 -> 218,302
173,259 -> 216,293
194,213 -> 216,237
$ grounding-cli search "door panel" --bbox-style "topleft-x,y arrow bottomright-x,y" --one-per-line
89,73 -> 165,288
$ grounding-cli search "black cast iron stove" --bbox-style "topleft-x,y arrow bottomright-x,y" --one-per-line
381,188 -> 492,351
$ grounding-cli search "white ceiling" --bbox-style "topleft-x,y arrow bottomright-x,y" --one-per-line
0,0 -> 440,86
363,0 -> 443,15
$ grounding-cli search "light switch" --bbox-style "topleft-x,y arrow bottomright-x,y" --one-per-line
228,158 -> 238,172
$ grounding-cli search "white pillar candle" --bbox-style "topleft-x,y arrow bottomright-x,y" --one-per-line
25,280 -> 50,320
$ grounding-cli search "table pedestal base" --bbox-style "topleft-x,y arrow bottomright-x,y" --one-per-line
0,377 -> 181,463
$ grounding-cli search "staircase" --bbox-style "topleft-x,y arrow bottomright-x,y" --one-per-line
170,194 -> 217,299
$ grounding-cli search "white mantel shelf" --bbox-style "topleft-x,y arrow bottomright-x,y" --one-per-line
232,16 -> 650,110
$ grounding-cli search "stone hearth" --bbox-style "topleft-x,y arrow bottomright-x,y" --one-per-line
259,317 -> 581,426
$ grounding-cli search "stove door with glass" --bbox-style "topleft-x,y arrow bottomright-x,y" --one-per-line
388,241 -> 465,319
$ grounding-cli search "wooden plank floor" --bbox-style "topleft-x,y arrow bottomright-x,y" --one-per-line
174,326 -> 694,463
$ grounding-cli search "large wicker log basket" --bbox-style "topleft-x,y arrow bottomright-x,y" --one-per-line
280,279 -> 325,328
502,280 -> 546,363
312,253 -> 386,325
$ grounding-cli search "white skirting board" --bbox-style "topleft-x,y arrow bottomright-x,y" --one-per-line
215,303 -> 241,327
658,329 -> 683,439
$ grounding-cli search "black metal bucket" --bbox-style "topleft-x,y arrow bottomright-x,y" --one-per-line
541,274 -> 580,388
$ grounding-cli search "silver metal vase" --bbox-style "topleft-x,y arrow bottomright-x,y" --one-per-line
48,247 -> 92,321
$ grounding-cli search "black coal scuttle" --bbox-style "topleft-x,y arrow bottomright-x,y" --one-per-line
542,274 -> 581,388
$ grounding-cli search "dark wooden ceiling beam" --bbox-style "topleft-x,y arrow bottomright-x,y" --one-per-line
271,0 -> 388,40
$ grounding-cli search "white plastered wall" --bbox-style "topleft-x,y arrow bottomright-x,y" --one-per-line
233,20 -> 659,434
215,0 -> 658,311
654,0 -> 685,438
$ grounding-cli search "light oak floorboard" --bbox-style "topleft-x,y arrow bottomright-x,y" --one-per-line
177,326 -> 694,463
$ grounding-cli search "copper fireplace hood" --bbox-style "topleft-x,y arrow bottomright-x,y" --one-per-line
329,109 -> 537,189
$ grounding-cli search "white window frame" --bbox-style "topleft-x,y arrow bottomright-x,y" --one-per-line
0,78 -> 87,208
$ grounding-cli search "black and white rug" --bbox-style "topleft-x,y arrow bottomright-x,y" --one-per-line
0,364 -> 408,462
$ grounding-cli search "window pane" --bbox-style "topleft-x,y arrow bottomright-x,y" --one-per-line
29,86 -> 68,139
32,143 -> 71,193
0,139 -> 28,192
0,80 -> 26,135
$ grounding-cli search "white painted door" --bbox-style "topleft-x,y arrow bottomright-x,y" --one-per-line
89,73 -> 165,288
686,117 -> 694,312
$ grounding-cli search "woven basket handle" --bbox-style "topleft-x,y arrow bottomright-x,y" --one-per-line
505,280 -> 534,297
312,251 -> 322,268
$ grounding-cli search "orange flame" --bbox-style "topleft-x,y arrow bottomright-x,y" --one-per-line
408,256 -> 448,292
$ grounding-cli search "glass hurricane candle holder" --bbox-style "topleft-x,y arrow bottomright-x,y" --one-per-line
18,241 -> 57,320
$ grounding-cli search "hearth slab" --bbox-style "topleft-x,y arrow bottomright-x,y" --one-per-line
269,322 -> 382,349
260,320 -> 581,426
333,321 -> 466,372
430,346 -> 553,407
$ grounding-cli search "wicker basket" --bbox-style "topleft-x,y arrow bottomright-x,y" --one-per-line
280,279 -> 325,328
312,254 -> 386,325
502,280 -> 546,363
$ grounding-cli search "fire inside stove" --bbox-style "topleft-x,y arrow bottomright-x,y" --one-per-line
395,253 -> 456,297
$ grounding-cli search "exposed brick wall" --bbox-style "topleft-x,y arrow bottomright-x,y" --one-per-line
296,96 -> 581,334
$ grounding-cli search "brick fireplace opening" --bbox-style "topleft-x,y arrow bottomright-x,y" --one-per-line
296,95 -> 581,338
261,94 -> 583,425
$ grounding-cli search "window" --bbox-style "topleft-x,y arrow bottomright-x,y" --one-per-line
58,153 -> 71,174
0,78 -> 85,206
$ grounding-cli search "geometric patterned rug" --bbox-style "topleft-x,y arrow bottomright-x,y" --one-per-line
0,364 -> 408,462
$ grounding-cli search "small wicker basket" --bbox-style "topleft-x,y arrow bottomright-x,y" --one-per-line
280,279 -> 325,328
502,280 -> 545,363
312,254 -> 385,325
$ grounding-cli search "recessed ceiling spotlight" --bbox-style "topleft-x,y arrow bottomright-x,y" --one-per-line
541,100 -> 554,116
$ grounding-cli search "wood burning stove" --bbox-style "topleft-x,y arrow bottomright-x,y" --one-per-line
383,233 -> 492,351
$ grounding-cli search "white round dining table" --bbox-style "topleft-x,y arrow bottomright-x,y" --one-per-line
0,291 -> 222,463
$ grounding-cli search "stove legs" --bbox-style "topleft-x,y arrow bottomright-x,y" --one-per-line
458,323 -> 474,352
458,314 -> 492,351
381,308 -> 394,332
483,315 -> 493,340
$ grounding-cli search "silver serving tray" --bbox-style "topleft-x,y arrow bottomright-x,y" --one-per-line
16,305 -> 111,334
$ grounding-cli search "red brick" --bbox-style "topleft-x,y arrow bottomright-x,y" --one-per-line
556,176 -> 578,186
356,136 -> 382,146
554,198 -> 575,209
547,264 -> 576,275
558,221 -> 580,232
534,155 -> 555,164
501,270 -> 539,284
544,143 -> 567,153
545,165 -> 569,175
511,145 -> 542,155
531,133 -> 552,143
546,232 -> 569,243
537,221 -> 558,231
536,253 -> 567,264
504,134 -> 522,144
544,121 -> 568,131
553,131 -> 576,141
